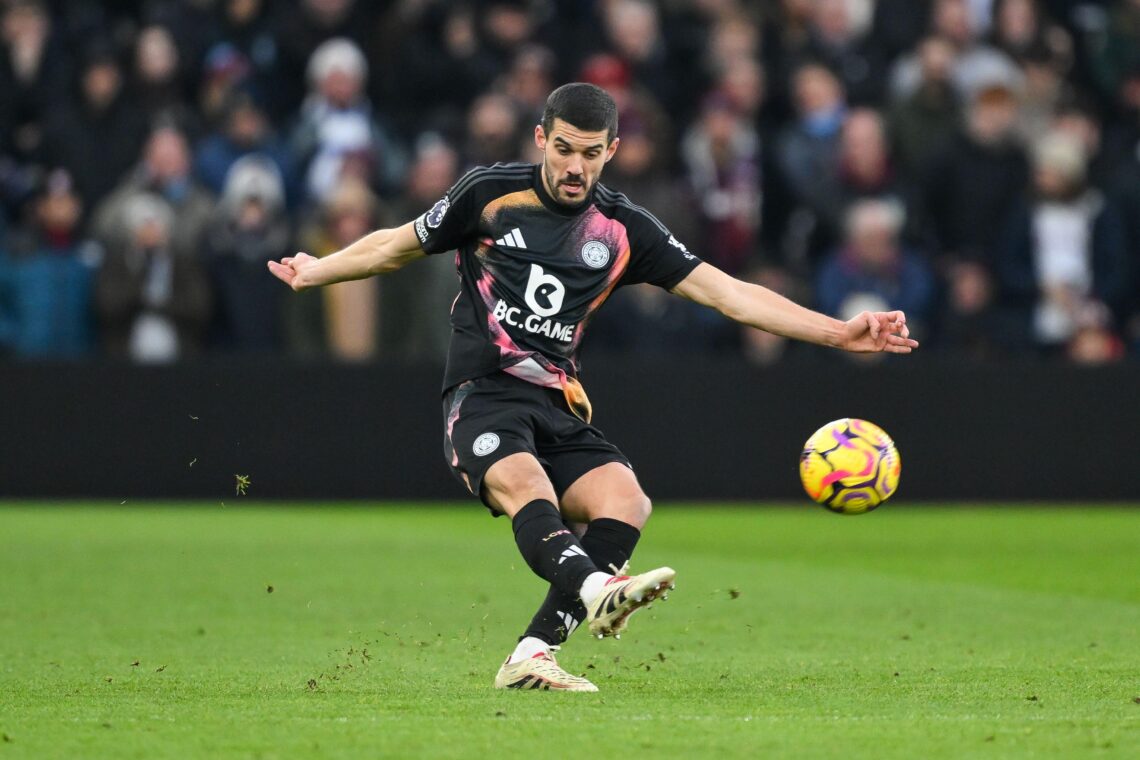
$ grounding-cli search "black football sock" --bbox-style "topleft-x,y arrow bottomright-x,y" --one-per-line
581,517 -> 641,575
522,585 -> 582,646
522,517 -> 643,645
512,500 -> 600,600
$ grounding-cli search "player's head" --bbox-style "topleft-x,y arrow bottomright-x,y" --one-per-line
536,83 -> 620,206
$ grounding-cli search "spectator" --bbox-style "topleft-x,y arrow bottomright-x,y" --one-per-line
273,0 -> 377,120
829,108 -> 910,247
92,124 -> 215,264
1066,323 -> 1126,364
577,52 -> 672,144
659,0 -> 751,85
775,62 -> 846,264
869,0 -> 932,63
705,10 -> 764,90
500,44 -> 556,127
380,138 -> 462,360
386,3 -> 504,139
194,89 -> 296,204
296,177 -> 390,361
681,91 -> 761,275
1016,46 -> 1071,144
41,42 -> 148,216
715,54 -> 767,128
290,37 -> 406,204
131,24 -> 196,132
197,41 -> 255,131
1051,100 -> 1112,190
671,6 -> 764,143
462,93 -> 523,168
94,193 -> 212,362
918,82 -> 1028,262
1089,0 -> 1140,140
816,199 -> 937,338
888,36 -> 963,179
761,0 -> 818,125
890,0 -> 1023,102
987,0 -> 1073,70
0,170 -> 98,358
144,0 -> 218,80
477,0 -> 548,80
208,0 -> 289,124
994,131 -> 1129,353
602,0 -> 674,114
602,111 -> 698,247
202,155 -> 290,351
937,258 -> 1004,358
802,0 -> 889,105
0,0 -> 70,163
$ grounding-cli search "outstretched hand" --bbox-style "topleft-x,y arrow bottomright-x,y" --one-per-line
839,310 -> 919,354
267,252 -> 319,292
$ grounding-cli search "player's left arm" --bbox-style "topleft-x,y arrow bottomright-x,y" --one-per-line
671,262 -> 919,354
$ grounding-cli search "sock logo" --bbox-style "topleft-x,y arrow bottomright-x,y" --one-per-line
472,432 -> 500,456
557,610 -> 580,636
541,529 -> 571,542
557,545 -> 587,565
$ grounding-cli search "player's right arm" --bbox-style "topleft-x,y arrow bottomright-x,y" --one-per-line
267,221 -> 426,292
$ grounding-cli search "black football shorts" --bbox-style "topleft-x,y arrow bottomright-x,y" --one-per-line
442,372 -> 631,514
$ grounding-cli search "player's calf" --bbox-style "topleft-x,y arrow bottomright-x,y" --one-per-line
512,499 -> 608,598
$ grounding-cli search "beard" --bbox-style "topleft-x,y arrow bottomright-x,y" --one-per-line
543,161 -> 595,207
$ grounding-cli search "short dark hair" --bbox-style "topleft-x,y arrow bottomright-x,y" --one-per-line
541,83 -> 619,143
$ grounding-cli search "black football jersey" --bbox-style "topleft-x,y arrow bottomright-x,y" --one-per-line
414,162 -> 701,419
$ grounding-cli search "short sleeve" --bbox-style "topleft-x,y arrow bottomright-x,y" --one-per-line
412,169 -> 483,255
620,205 -> 702,290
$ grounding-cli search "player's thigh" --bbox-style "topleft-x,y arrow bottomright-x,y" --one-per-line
559,461 -> 652,528
440,378 -> 547,515
536,408 -> 645,525
482,452 -> 558,517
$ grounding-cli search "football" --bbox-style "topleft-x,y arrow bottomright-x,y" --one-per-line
799,418 -> 901,514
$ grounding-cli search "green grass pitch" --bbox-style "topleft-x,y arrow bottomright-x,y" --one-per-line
1,503 -> 1138,759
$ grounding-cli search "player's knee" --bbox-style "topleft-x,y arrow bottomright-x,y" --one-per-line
520,474 -> 557,501
483,476 -> 558,517
623,493 -> 652,528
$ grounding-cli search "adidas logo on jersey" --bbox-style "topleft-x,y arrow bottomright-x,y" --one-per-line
495,228 -> 528,249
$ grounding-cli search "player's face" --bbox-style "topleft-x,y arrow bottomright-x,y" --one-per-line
535,118 -> 619,206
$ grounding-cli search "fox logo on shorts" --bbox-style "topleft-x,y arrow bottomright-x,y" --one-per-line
473,432 -> 500,456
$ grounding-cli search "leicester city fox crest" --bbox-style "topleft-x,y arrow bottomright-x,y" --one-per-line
580,240 -> 611,269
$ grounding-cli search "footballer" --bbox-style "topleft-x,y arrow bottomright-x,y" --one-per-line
269,83 -> 918,691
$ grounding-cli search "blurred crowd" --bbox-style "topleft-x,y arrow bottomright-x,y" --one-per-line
2,0 -> 1139,365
